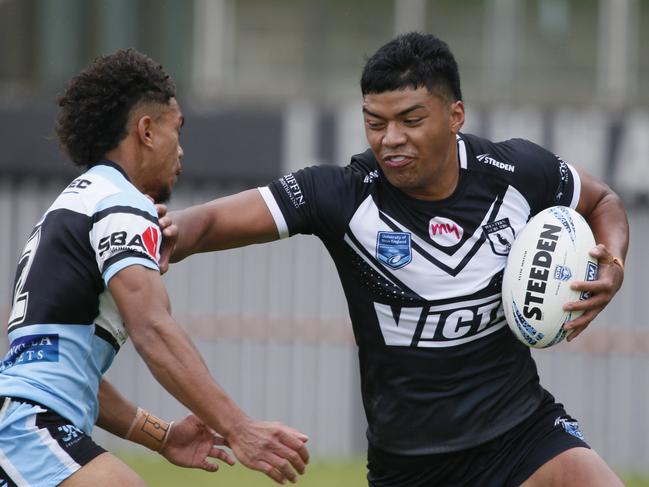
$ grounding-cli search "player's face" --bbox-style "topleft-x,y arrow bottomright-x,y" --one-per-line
145,98 -> 184,203
362,87 -> 464,200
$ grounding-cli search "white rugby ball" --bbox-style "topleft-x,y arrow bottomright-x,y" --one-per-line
502,206 -> 598,348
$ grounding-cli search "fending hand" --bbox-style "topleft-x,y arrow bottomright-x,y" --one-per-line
155,203 -> 178,274
160,414 -> 235,473
226,419 -> 310,484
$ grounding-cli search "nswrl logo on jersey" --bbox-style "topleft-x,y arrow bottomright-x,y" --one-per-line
554,416 -> 585,440
482,218 -> 514,256
376,231 -> 412,270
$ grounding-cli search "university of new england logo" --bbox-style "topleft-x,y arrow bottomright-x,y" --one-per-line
376,231 -> 412,270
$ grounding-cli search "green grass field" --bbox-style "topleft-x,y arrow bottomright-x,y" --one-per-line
118,452 -> 649,486
119,453 -> 367,486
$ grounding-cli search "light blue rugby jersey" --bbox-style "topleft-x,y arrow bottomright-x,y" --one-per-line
0,161 -> 161,433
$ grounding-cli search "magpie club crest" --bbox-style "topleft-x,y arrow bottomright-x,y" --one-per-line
482,218 -> 514,256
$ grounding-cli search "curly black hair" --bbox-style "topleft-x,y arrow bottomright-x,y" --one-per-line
56,48 -> 176,167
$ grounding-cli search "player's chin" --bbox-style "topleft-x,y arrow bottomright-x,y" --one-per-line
154,185 -> 173,204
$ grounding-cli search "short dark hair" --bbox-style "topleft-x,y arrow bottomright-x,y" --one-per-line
360,32 -> 462,102
56,48 -> 176,167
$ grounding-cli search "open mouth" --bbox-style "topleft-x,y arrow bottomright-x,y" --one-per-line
384,155 -> 414,168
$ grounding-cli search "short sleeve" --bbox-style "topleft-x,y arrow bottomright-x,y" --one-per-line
260,164 -> 362,240
502,139 -> 581,214
89,192 -> 161,285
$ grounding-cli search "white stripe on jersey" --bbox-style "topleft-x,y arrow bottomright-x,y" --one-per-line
343,234 -> 400,287
347,185 -> 531,301
44,172 -> 122,219
418,321 -> 507,347
374,296 -> 507,348
381,200 -> 495,268
258,187 -> 289,239
96,288 -> 128,347
457,136 -> 468,169
568,163 -> 581,209
30,411 -> 80,473
0,448 -> 31,487
0,398 -> 9,422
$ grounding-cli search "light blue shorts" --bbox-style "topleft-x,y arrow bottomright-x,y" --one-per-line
0,396 -> 105,486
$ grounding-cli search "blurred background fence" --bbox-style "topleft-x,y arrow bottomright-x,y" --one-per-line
1,0 -> 648,474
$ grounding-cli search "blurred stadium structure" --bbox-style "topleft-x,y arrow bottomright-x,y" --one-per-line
1,0 -> 648,474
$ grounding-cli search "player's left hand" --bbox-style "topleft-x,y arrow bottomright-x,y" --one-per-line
161,414 -> 235,472
562,244 -> 624,341
155,203 -> 178,274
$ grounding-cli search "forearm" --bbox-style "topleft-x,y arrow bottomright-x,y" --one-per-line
170,189 -> 280,262
170,204 -> 215,262
584,189 -> 629,261
109,265 -> 309,483
110,266 -> 248,440
130,312 -> 247,438
96,379 -> 173,451
96,379 -> 137,438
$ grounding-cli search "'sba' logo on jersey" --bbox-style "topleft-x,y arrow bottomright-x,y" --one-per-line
376,231 -> 412,269
140,226 -> 159,258
98,226 -> 160,260
429,217 -> 463,247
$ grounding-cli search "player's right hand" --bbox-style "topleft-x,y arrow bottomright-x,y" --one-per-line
155,203 -> 178,274
225,419 -> 309,484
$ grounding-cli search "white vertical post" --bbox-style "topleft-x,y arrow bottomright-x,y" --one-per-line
597,0 -> 639,107
283,100 -> 320,174
38,0 -> 83,84
95,0 -> 137,53
335,101 -> 367,168
483,0 -> 519,100
192,0 -> 235,99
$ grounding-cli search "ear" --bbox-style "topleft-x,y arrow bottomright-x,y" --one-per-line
449,100 -> 465,134
136,115 -> 155,148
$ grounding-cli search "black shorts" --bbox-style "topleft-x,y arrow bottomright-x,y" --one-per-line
367,391 -> 589,487
0,396 -> 106,486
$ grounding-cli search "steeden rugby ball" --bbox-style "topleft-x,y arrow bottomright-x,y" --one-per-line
502,206 -> 598,348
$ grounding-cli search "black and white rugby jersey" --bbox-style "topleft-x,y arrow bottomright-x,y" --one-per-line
0,161 -> 162,433
259,133 -> 581,456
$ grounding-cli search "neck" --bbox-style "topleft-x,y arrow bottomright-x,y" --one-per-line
404,139 -> 460,201
103,147 -> 144,192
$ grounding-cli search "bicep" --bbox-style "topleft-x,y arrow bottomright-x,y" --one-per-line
574,166 -> 611,217
108,264 -> 171,337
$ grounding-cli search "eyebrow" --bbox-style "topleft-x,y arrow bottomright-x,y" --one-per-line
362,104 -> 426,119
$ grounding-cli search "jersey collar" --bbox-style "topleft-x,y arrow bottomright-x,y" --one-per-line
456,134 -> 468,170
89,160 -> 132,182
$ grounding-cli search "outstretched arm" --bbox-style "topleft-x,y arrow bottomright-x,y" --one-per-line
96,379 -> 234,472
564,167 -> 629,341
162,188 -> 279,263
108,265 -> 309,484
